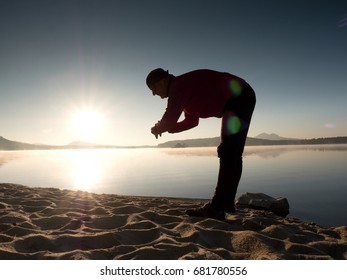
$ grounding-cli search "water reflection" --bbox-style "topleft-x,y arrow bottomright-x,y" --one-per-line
0,145 -> 347,226
245,144 -> 347,158
161,144 -> 347,159
0,151 -> 25,168
162,147 -> 217,157
66,150 -> 104,191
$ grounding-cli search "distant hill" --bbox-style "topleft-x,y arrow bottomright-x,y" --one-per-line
158,137 -> 220,148
157,137 -> 274,148
0,136 -> 153,150
0,136 -> 98,150
0,136 -> 49,150
158,135 -> 347,148
2,135 -> 347,150
255,133 -> 299,141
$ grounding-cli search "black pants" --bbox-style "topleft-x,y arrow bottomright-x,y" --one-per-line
212,82 -> 256,210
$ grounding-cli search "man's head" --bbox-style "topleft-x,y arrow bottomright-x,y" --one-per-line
146,68 -> 172,98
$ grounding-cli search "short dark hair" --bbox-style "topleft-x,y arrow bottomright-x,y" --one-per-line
146,68 -> 170,88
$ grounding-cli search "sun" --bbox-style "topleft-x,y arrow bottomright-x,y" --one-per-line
70,109 -> 105,142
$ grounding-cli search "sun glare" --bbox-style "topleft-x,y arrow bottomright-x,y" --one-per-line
67,150 -> 104,190
70,109 -> 105,142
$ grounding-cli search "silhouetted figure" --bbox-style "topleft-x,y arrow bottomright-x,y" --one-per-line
146,69 -> 256,219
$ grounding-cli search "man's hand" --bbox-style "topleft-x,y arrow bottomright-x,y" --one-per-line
151,124 -> 162,139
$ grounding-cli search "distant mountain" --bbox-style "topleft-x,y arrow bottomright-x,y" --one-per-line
157,136 -> 276,148
0,136 -> 47,150
157,133 -> 299,148
158,136 -> 347,148
0,136 -> 153,150
158,137 -> 220,148
2,135 -> 347,150
255,133 -> 298,141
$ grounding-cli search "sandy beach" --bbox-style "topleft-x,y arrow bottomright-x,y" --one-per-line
0,183 -> 346,260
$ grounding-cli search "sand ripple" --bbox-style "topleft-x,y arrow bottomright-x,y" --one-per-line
0,183 -> 346,260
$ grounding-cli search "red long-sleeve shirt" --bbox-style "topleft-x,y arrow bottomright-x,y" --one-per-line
155,69 -> 245,134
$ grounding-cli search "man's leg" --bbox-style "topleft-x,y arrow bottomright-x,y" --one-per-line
186,84 -> 255,219
185,128 -> 248,219
212,84 -> 256,212
211,130 -> 247,212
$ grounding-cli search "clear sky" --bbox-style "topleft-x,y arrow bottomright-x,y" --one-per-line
1,0 -> 346,146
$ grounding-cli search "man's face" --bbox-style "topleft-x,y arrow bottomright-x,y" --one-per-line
150,79 -> 168,99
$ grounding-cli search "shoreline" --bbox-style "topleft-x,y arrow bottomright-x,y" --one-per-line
0,183 -> 346,260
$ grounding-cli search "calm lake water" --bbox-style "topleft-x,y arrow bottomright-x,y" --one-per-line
1,145 -> 347,227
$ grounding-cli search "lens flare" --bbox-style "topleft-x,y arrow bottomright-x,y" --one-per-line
227,115 -> 241,134
229,79 -> 242,97
222,112 -> 242,135
324,123 -> 336,129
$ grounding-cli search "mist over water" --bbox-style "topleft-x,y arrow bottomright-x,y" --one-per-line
1,144 -> 347,227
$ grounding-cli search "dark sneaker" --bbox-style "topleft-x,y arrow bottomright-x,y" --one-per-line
223,204 -> 236,213
185,202 -> 225,220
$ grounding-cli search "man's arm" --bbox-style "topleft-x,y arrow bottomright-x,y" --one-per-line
167,112 -> 199,133
151,112 -> 199,138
